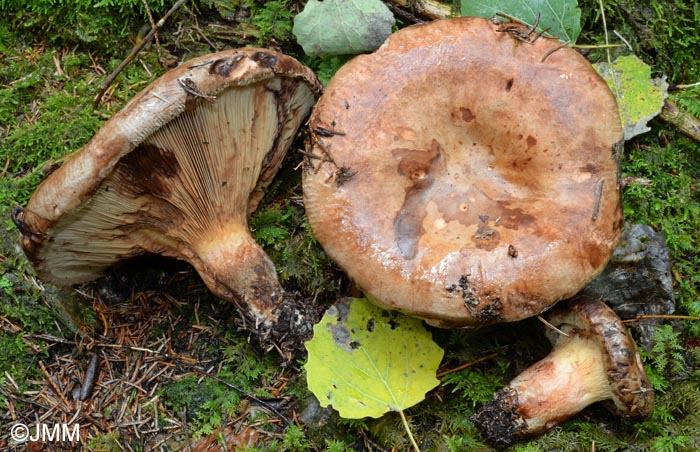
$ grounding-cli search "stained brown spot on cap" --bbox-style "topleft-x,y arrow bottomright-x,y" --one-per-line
580,163 -> 600,175
508,244 -> 518,257
393,139 -> 443,259
208,54 -> 245,77
581,240 -> 609,270
251,51 -> 278,68
495,202 -> 536,230
526,135 -> 537,148
461,107 -> 476,122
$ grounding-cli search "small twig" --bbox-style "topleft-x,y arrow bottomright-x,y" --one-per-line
670,81 -> 700,90
623,314 -> 700,323
141,0 -> 163,61
309,131 -> 340,172
297,149 -> 330,161
193,23 -> 218,51
177,77 -> 216,102
537,315 -> 570,337
191,366 -> 292,427
182,406 -> 193,452
437,352 -> 500,378
52,53 -> 65,78
591,179 -> 604,221
622,176 -> 652,188
93,0 -> 188,109
540,42 -> 570,63
385,0 -> 452,21
495,11 -> 547,43
99,342 -> 197,363
385,1 -> 425,24
39,360 -> 73,409
613,30 -> 633,51
659,99 -> 700,143
572,43 -> 624,49
312,126 -> 346,137
1,157 -> 10,177
0,318 -> 22,334
4,371 -> 19,393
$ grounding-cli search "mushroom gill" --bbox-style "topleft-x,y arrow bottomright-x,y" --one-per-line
15,49 -> 322,329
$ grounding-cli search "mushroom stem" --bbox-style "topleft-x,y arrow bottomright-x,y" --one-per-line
471,297 -> 653,448
471,331 -> 611,447
531,332 -> 608,422
190,225 -> 284,328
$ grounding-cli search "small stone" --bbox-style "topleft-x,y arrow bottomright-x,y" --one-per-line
582,222 -> 675,349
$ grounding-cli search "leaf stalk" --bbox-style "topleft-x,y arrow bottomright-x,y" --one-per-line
398,409 -> 421,452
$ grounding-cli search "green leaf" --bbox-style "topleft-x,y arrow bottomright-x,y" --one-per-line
305,297 -> 444,419
292,0 -> 395,56
460,0 -> 582,43
594,55 -> 669,140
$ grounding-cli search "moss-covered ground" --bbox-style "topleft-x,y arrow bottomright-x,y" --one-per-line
0,1 -> 698,451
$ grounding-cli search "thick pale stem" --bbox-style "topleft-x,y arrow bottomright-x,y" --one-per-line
136,221 -> 283,329
471,331 -> 611,447
188,223 -> 284,328
508,333 -> 612,434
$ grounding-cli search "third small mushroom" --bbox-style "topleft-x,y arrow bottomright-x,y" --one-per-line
470,296 -> 654,447
301,15 -> 653,446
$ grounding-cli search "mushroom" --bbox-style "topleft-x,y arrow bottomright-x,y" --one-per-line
302,17 -> 624,327
470,296 -> 654,448
14,48 -> 322,329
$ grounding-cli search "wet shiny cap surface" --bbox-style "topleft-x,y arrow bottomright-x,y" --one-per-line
303,17 -> 624,327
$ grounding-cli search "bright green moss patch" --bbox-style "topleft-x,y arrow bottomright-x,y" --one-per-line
621,132 -> 700,335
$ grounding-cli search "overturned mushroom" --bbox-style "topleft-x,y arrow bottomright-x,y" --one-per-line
302,17 -> 624,327
471,296 -> 654,448
14,48 -> 321,329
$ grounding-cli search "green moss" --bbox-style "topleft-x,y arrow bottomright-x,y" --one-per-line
302,55 -> 352,86
672,86 -> 700,118
246,0 -> 295,44
0,0 -> 165,55
280,424 -> 313,451
0,28 -> 163,211
579,0 -> 700,83
158,340 -> 280,438
88,431 -> 123,452
160,374 -> 240,437
250,173 -> 341,302
621,132 -> 700,335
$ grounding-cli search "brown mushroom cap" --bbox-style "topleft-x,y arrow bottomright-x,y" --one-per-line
302,17 -> 623,327
16,48 -> 321,327
471,296 -> 653,447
